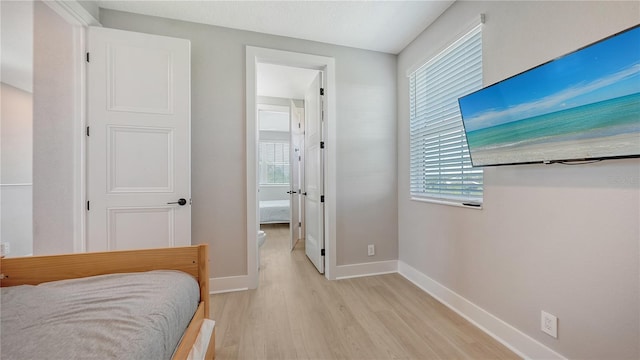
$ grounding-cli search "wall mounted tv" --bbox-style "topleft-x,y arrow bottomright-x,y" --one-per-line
458,24 -> 640,167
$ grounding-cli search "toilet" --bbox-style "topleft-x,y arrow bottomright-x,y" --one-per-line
257,230 -> 267,268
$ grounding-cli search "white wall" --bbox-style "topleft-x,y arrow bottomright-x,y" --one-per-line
397,1 -> 639,359
0,0 -> 33,93
1,83 -> 33,257
1,0 -> 34,257
32,1 -> 77,255
100,9 -> 398,277
0,84 -> 32,183
259,186 -> 289,203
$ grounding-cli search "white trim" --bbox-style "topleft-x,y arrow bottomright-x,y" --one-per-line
257,103 -> 289,113
41,1 -> 96,253
411,196 -> 483,210
406,13 -> 484,77
72,26 -> 87,253
246,48 -> 259,289
0,183 -> 33,187
397,261 -> 567,360
246,46 -> 337,288
258,96 -> 303,106
209,276 -> 250,294
334,260 -> 398,280
43,0 -> 100,27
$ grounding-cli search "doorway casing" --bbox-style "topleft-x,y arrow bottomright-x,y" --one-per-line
246,46 -> 336,288
38,1 -> 100,254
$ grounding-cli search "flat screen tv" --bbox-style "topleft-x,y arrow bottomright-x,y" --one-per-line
458,24 -> 640,167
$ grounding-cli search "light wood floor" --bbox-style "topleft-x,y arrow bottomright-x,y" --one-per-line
211,224 -> 519,360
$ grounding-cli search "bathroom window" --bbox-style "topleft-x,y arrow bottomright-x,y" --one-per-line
259,141 -> 290,184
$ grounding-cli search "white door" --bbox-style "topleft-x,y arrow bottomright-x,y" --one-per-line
289,100 -> 304,251
304,73 -> 324,273
86,27 -> 191,252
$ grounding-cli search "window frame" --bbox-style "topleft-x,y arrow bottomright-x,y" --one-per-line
258,140 -> 291,185
408,22 -> 484,208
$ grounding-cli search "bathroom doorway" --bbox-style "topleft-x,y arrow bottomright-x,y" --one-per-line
256,63 -> 317,262
246,46 -> 336,288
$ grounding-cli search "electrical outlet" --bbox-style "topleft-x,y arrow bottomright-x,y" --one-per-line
367,244 -> 375,256
541,311 -> 558,338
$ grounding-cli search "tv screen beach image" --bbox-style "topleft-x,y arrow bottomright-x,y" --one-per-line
459,26 -> 640,166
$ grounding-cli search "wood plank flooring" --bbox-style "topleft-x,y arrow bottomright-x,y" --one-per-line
211,224 -> 519,359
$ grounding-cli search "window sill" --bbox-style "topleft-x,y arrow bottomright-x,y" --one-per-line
411,196 -> 483,210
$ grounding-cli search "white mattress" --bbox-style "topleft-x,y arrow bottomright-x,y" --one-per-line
260,199 -> 290,223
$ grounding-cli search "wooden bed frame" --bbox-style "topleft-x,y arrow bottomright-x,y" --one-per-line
0,245 -> 215,360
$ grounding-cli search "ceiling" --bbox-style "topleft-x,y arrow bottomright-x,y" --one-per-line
97,0 -> 455,54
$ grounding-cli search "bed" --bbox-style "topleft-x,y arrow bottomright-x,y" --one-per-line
259,199 -> 290,224
0,245 -> 215,360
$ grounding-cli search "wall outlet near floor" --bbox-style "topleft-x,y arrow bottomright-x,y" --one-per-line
541,310 -> 558,338
367,244 -> 375,256
0,242 -> 10,257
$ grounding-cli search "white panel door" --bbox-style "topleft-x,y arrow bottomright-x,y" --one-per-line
87,27 -> 191,252
304,73 -> 324,273
289,100 -> 304,251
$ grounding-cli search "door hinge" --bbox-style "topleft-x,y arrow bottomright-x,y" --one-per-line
298,222 -> 302,228
320,195 -> 325,203
298,122 -> 301,128
298,155 -> 301,161
86,201 -> 90,211
86,126 -> 90,136
320,88 -> 324,96
321,249 -> 325,256
320,141 -> 325,149
86,52 -> 90,63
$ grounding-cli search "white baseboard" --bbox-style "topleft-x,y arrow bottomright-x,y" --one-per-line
335,260 -> 398,280
397,261 -> 566,360
209,275 -> 249,294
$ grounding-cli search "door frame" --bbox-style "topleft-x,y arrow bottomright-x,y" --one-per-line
43,1 -> 100,253
246,46 -> 337,288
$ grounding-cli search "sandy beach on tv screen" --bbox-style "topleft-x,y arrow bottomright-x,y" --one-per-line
472,133 -> 640,166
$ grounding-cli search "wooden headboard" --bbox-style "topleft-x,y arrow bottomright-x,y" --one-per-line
0,244 -> 210,317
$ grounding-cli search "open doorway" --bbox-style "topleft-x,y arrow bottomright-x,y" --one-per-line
246,47 -> 336,288
256,64 -> 316,269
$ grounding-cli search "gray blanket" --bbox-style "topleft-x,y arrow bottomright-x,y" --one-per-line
1,270 -> 200,360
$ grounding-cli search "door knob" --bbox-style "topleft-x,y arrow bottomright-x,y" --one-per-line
167,198 -> 187,206
287,191 -> 297,194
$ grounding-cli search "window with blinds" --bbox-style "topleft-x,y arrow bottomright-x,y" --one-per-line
259,141 -> 290,184
409,24 -> 483,205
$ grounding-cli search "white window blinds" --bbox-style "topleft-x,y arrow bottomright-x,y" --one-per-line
259,141 -> 290,184
409,24 -> 483,204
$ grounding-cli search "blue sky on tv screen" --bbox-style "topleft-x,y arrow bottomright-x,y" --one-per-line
460,26 -> 640,132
